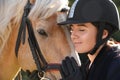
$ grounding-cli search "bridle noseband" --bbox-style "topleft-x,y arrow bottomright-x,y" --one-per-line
15,0 -> 61,79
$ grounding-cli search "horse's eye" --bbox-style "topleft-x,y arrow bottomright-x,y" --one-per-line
37,29 -> 48,37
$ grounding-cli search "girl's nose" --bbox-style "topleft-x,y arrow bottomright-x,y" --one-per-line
71,31 -> 79,40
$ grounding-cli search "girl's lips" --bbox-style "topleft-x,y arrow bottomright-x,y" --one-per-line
74,42 -> 82,44
74,42 -> 82,45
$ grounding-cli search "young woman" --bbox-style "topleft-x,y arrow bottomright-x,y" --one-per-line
58,0 -> 120,80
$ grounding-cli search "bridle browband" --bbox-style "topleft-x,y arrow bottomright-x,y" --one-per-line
15,0 -> 61,79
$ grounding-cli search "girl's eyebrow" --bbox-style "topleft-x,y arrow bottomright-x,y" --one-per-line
70,24 -> 87,27
77,23 -> 86,27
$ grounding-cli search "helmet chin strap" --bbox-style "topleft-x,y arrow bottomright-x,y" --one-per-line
89,23 -> 105,55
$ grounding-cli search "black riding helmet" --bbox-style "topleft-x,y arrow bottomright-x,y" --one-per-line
58,0 -> 120,55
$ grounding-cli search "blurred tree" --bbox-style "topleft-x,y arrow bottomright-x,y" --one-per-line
112,31 -> 120,42
69,0 -> 74,6
113,0 -> 120,15
110,0 -> 120,42
69,0 -> 120,42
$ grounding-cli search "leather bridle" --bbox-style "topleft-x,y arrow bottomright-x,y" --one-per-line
15,0 -> 63,79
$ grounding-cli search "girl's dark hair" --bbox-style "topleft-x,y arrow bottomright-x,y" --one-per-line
92,22 -> 113,37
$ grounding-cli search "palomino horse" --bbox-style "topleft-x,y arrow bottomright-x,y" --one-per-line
0,0 -> 81,80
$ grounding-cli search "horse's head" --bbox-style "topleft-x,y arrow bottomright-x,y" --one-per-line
0,0 -> 80,79
17,0 -> 72,79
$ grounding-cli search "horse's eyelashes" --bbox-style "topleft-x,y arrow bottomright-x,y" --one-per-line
37,29 -> 48,37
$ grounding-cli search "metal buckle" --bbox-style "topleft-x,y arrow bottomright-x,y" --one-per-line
38,71 -> 51,80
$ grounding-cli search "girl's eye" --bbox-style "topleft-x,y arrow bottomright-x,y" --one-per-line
79,29 -> 85,31
37,29 -> 48,37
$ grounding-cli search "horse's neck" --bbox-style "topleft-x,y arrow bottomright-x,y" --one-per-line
0,24 -> 20,80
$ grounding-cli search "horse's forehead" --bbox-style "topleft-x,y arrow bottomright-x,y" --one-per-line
35,14 -> 58,29
35,21 -> 56,32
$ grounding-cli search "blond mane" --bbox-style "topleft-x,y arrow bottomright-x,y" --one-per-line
0,0 -> 69,54
0,0 -> 24,54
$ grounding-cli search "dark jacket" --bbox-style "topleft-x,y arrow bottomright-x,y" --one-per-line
87,45 -> 120,80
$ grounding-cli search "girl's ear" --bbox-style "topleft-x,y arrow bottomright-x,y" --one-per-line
102,30 -> 109,39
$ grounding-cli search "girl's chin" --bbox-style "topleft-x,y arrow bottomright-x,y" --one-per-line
75,48 -> 87,53
75,49 -> 84,53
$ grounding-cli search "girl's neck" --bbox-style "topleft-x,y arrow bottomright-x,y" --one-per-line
87,45 -> 104,67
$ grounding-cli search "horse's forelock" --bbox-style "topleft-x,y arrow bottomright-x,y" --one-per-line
29,0 -> 69,20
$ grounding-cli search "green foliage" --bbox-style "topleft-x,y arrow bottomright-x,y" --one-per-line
68,0 -> 74,6
113,0 -> 120,15
113,0 -> 120,7
111,0 -> 120,42
112,31 -> 120,42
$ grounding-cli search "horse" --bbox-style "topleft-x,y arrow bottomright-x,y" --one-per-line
0,0 -> 81,80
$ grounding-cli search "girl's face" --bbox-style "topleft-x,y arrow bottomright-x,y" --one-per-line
70,23 -> 97,53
